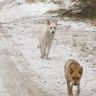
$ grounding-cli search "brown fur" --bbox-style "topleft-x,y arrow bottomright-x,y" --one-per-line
64,59 -> 83,96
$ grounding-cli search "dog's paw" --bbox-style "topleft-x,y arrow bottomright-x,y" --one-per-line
45,57 -> 51,60
40,55 -> 44,59
68,93 -> 73,96
77,89 -> 80,94
45,57 -> 49,60
76,92 -> 80,96
68,95 -> 72,96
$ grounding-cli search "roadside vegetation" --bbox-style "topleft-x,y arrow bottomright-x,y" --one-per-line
26,0 -> 45,3
48,0 -> 96,25
26,0 -> 35,3
26,0 -> 96,25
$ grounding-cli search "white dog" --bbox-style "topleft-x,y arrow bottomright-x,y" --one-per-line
37,20 -> 57,60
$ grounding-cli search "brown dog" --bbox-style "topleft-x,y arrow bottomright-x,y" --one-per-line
64,59 -> 83,96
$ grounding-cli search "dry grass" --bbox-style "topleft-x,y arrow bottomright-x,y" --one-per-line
26,0 -> 45,3
26,0 -> 35,3
47,9 -> 96,26
46,9 -> 67,14
46,10 -> 59,14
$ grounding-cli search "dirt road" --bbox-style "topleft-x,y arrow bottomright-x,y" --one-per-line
0,0 -> 56,95
0,22 -> 53,96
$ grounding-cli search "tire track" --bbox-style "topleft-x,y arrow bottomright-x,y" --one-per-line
0,24 -> 53,96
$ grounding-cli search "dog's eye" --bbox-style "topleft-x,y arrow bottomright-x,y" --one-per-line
50,27 -> 52,29
72,77 -> 75,79
77,77 -> 79,79
54,27 -> 56,29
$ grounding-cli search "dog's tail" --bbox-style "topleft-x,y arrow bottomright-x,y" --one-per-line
37,44 -> 40,48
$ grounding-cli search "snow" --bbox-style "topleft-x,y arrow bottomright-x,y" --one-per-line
16,0 -> 25,3
59,20 -> 96,31
0,1 -> 57,23
0,0 -> 4,3
0,0 -> 96,96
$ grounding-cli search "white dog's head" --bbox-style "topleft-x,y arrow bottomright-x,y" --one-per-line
47,20 -> 57,34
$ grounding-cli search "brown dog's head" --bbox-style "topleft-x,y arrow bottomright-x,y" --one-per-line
69,66 -> 83,86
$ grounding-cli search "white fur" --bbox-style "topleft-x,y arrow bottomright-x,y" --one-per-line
38,20 -> 57,60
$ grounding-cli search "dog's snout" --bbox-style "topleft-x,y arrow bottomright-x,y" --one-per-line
52,31 -> 54,33
74,83 -> 77,86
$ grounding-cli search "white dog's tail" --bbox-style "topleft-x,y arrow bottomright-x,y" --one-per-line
37,44 -> 40,48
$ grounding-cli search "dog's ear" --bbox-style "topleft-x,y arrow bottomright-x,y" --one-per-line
47,20 -> 50,25
79,66 -> 83,74
69,67 -> 73,74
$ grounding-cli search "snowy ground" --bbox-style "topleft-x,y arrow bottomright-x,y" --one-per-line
0,0 -> 96,96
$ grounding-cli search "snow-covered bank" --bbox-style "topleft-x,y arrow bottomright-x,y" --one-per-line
0,0 -> 4,3
0,1 -> 58,23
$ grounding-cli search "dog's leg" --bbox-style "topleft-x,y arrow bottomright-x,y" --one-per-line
66,80 -> 72,96
77,82 -> 80,95
40,42 -> 45,59
43,43 -> 47,57
71,83 -> 73,96
46,43 -> 52,60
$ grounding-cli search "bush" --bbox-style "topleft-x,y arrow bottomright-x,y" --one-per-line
72,0 -> 96,18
